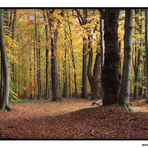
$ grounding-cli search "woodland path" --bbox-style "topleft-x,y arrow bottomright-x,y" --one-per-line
0,99 -> 147,139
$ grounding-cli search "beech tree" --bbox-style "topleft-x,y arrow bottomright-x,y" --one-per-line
0,9 -> 10,111
47,9 -> 61,101
34,9 -> 42,99
119,9 -> 133,111
145,9 -> 148,103
87,32 -> 101,100
43,10 -> 50,99
76,9 -> 88,99
102,9 -> 121,105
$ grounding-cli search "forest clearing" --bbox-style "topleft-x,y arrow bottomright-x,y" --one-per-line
0,9 -> 148,139
0,98 -> 147,139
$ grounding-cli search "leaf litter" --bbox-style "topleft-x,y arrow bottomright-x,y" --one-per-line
0,98 -> 147,139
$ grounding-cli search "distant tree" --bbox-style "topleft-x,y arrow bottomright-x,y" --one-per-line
62,11 -> 68,98
119,9 -> 134,111
34,9 -> 42,99
132,9 -> 143,99
76,9 -> 88,99
67,12 -> 78,98
43,9 -> 50,100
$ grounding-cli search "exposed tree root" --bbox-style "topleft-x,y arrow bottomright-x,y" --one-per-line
120,104 -> 134,112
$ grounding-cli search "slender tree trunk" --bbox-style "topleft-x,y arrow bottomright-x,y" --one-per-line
68,58 -> 72,97
100,14 -> 105,71
82,37 -> 88,98
63,47 -> 68,98
67,20 -> 78,98
87,33 -> 101,100
33,40 -> 36,98
34,10 -> 41,99
100,13 -> 105,97
62,27 -> 68,98
133,48 -> 141,99
145,9 -> 148,103
119,10 -> 133,109
102,9 -> 121,105
12,10 -> 16,82
43,10 -> 50,100
76,9 -> 88,98
29,43 -> 33,99
0,9 -> 10,111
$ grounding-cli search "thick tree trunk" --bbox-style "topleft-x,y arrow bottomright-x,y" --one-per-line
0,9 -> 10,111
47,10 -> 61,101
119,10 -> 133,107
102,9 -> 121,105
50,30 -> 61,101
145,9 -> 148,103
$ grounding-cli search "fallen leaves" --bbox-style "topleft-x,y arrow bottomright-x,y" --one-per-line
0,99 -> 147,139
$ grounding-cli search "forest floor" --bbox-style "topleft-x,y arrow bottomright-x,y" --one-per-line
0,98 -> 147,139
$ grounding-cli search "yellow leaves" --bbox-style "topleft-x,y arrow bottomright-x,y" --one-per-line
4,35 -> 20,63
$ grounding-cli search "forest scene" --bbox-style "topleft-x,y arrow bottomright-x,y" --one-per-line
0,8 -> 148,139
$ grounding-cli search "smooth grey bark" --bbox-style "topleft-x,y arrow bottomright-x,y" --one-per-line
100,14 -> 105,70
145,9 -> 148,103
119,10 -> 133,107
102,9 -> 121,105
87,33 -> 101,100
0,9 -> 10,111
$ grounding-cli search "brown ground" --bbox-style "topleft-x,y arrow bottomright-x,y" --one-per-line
0,98 -> 147,139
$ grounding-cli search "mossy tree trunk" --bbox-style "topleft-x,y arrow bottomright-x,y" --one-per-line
119,9 -> 133,110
